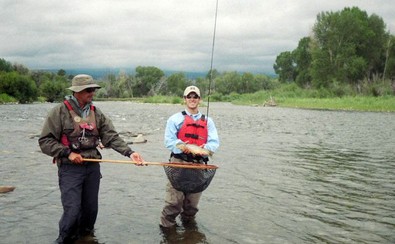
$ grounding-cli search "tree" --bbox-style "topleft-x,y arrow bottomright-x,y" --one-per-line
193,77 -> 206,96
116,71 -> 134,98
134,66 -> 164,96
12,63 -> 29,75
273,51 -> 295,82
310,7 -> 388,87
293,37 -> 313,87
0,72 -> 38,103
215,71 -> 241,95
361,13 -> 388,78
241,72 -> 256,93
206,69 -> 219,80
39,80 -> 67,102
31,70 -> 48,88
0,58 -> 13,72
255,74 -> 276,90
57,69 -> 66,76
165,73 -> 187,96
383,35 -> 395,80
102,73 -> 118,97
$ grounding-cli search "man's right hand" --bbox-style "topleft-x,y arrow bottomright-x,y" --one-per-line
68,152 -> 83,164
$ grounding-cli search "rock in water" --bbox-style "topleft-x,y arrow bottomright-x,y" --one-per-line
132,134 -> 147,144
0,186 -> 16,193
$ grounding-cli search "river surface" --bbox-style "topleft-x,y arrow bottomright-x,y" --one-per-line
0,102 -> 394,244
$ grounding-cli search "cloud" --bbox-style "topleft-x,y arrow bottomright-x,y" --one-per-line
0,0 -> 394,74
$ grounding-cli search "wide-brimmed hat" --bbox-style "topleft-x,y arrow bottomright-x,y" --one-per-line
183,86 -> 201,97
68,74 -> 101,92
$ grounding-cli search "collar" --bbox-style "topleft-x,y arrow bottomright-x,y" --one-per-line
184,109 -> 201,119
65,95 -> 92,118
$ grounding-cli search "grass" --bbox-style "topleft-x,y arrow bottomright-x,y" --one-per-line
275,96 -> 395,112
226,89 -> 395,112
127,94 -> 395,112
142,95 -> 183,104
94,96 -> 183,104
0,93 -> 17,104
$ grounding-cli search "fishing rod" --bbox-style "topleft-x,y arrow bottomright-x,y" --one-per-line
83,158 -> 219,169
206,0 -> 219,119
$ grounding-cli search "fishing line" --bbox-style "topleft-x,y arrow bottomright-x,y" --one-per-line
206,0 -> 219,119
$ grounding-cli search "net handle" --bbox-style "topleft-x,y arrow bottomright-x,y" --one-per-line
83,158 -> 218,169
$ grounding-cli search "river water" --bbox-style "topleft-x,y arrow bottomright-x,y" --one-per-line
0,102 -> 394,244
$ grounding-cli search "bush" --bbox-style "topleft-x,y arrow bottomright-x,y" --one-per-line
358,78 -> 394,96
327,80 -> 357,97
209,92 -> 224,102
0,72 -> 38,103
0,93 -> 17,103
142,95 -> 182,104
171,97 -> 182,104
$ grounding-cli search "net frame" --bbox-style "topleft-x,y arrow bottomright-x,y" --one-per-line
163,164 -> 217,193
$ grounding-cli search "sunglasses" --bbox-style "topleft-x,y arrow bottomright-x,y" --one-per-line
84,88 -> 97,93
185,95 -> 200,99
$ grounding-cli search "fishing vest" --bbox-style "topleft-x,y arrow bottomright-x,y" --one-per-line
61,100 -> 100,152
177,111 -> 208,146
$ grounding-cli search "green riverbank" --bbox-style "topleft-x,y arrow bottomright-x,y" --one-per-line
275,96 -> 395,112
232,96 -> 395,112
141,95 -> 395,113
4,95 -> 392,113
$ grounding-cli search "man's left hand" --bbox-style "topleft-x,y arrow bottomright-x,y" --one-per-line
130,152 -> 146,166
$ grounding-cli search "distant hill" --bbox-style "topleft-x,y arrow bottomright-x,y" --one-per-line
39,67 -> 207,80
38,67 -> 276,79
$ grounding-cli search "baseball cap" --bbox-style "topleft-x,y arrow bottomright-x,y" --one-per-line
183,86 -> 201,97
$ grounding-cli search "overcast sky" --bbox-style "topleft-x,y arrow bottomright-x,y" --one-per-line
1,0 -> 394,74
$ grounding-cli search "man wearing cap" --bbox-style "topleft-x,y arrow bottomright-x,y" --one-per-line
39,74 -> 144,243
160,85 -> 220,229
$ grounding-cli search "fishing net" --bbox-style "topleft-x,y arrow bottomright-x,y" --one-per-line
163,163 -> 217,193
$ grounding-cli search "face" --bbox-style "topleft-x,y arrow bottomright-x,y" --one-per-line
74,88 -> 97,106
184,92 -> 200,110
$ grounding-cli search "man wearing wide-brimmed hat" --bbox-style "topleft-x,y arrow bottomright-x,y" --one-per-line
66,74 -> 102,109
68,74 -> 101,92
39,74 -> 144,243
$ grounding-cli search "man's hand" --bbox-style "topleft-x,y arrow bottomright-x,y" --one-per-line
68,152 -> 83,164
130,152 -> 146,166
98,142 -> 105,149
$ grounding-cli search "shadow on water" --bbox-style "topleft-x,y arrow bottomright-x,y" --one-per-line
159,220 -> 207,244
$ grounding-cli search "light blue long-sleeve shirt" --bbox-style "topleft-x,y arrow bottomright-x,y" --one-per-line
164,109 -> 220,154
